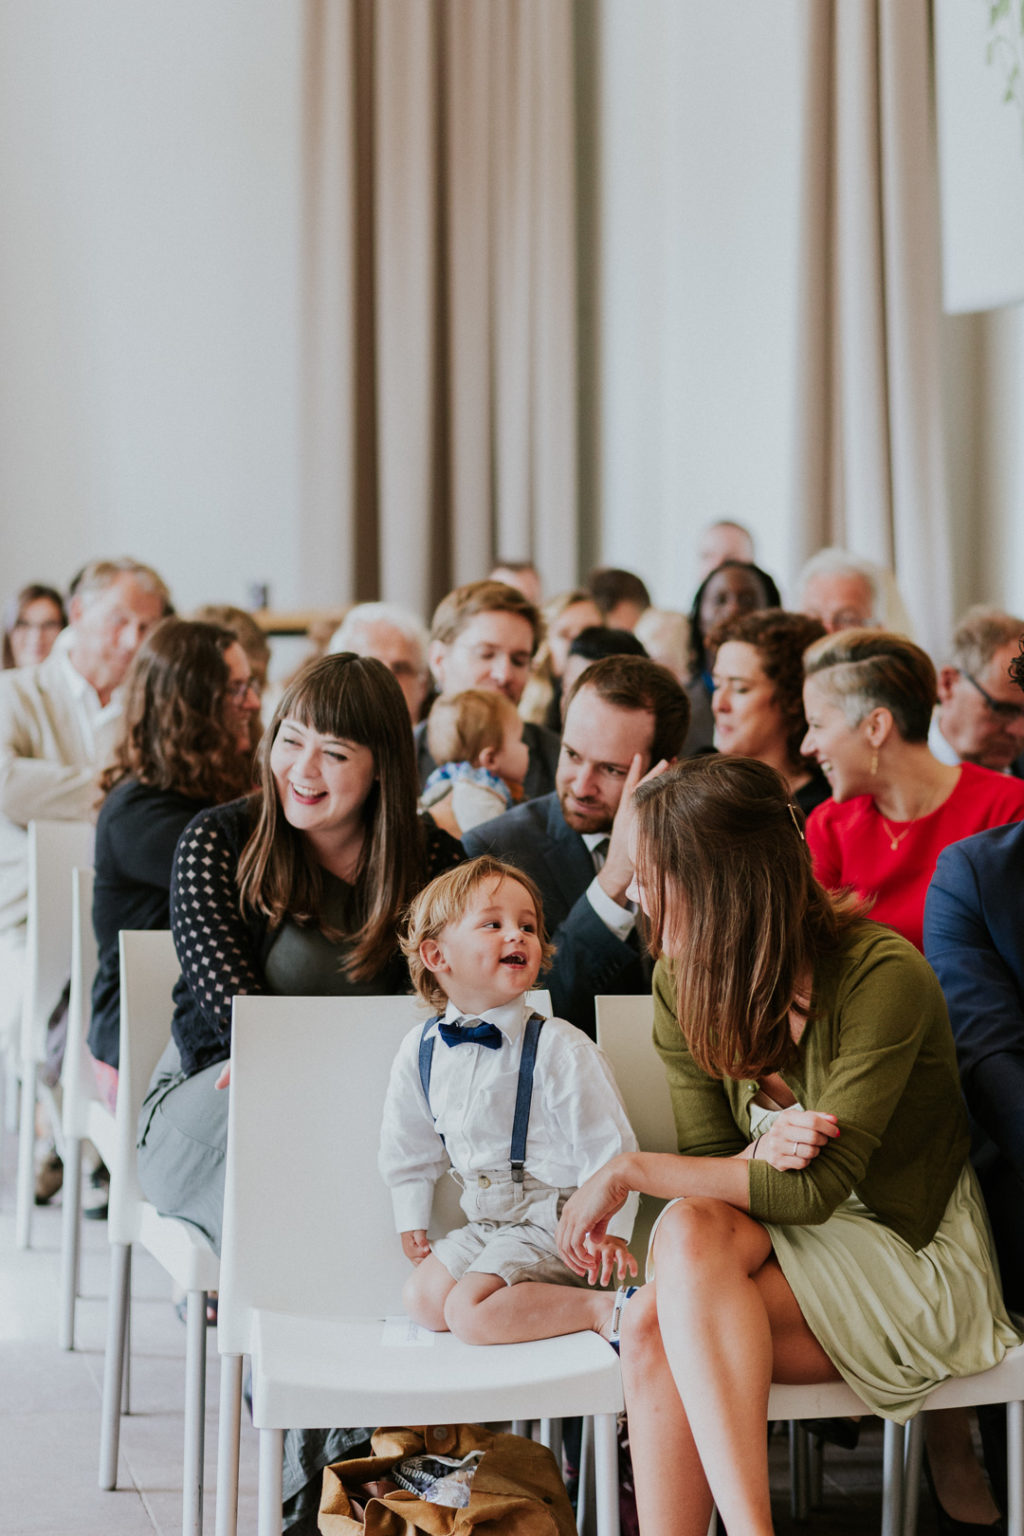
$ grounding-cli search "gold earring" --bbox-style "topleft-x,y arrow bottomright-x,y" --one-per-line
870,748 -> 878,777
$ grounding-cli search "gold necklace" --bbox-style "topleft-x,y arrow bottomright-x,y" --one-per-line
877,816 -> 914,852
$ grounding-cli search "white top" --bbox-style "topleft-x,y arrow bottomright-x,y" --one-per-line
928,710 -> 961,767
379,994 -> 640,1240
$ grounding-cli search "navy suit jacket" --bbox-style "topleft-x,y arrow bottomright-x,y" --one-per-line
461,791 -> 651,1038
924,821 -> 1024,1182
415,718 -> 560,802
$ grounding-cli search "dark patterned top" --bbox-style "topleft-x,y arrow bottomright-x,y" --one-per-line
168,796 -> 463,1077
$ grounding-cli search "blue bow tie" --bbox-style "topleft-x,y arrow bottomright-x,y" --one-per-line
437,1017 -> 503,1050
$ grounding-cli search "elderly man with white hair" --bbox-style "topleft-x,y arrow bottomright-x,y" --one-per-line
327,601 -> 431,724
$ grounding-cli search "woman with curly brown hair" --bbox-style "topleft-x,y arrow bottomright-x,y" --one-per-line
710,608 -> 829,817
88,618 -> 259,1097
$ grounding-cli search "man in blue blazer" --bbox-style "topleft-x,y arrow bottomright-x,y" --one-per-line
463,655 -> 689,1037
925,817 -> 1024,1309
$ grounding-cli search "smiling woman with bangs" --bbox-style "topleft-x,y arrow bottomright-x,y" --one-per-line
138,652 -> 463,1244
136,651 -> 463,1528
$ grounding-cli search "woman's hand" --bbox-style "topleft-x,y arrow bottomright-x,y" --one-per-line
557,1157 -> 633,1278
215,1063 -> 231,1090
750,1110 -> 839,1171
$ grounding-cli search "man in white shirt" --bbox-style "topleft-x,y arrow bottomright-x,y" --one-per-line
462,655 -> 689,1037
0,558 -> 170,1192
929,606 -> 1024,774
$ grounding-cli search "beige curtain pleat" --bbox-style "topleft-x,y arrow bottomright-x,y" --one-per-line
792,0 -> 953,655
301,0 -> 577,619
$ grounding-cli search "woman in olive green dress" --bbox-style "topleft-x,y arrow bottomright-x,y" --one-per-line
557,755 -> 1017,1536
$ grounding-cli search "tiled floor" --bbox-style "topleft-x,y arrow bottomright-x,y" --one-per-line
0,1126 -> 259,1536
0,1120 -> 944,1536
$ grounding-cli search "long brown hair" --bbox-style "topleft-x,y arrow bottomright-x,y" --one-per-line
100,618 -> 253,802
236,652 -> 424,981
633,755 -> 862,1080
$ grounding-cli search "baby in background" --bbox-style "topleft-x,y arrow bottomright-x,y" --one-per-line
420,689 -> 529,837
378,856 -> 638,1346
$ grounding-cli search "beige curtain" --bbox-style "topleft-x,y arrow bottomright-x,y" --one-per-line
792,0 -> 953,656
300,0 -> 577,620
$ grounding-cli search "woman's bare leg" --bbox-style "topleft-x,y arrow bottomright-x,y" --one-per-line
621,1197 -> 840,1536
619,1283 -> 716,1536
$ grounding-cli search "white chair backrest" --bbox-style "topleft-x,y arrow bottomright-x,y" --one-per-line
110,929 -> 181,1246
62,866 -> 102,1139
596,994 -> 677,1269
21,819 -> 94,1061
595,995 -> 676,1155
219,987 -> 552,1358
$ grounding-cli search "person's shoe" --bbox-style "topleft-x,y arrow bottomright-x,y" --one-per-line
82,1161 -> 110,1221
924,1455 -> 1006,1535
804,1416 -> 861,1450
607,1285 -> 639,1355
34,1149 -> 63,1205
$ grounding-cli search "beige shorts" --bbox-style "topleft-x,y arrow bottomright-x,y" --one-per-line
430,1169 -> 586,1288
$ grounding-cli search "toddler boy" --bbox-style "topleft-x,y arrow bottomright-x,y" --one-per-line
379,855 -> 638,1345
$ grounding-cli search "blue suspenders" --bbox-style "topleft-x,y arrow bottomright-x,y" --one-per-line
417,1012 -> 545,1184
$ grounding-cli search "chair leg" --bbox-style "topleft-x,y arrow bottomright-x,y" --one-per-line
592,1413 -> 620,1536
577,1414 -> 593,1536
98,1242 -> 131,1488
182,1289 -> 208,1536
902,1414 -> 924,1536
15,1060 -> 38,1250
214,1354 -> 244,1536
882,1418 -> 906,1536
122,1249 -> 132,1416
539,1417 -> 563,1464
789,1421 -> 810,1520
257,1427 -> 284,1536
4,1050 -> 18,1133
58,1133 -> 83,1350
1008,1401 -> 1023,1536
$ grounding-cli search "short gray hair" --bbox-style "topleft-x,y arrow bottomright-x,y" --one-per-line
72,558 -> 172,615
948,605 -> 1024,677
328,602 -> 428,670
795,547 -> 879,615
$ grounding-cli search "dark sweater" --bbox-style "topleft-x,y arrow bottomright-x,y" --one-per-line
169,797 -> 463,1077
89,778 -> 211,1068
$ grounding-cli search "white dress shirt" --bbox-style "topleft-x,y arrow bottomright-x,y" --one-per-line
581,830 -> 636,941
379,994 -> 639,1240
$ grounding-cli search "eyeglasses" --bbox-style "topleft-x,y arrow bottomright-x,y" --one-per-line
226,677 -> 261,703
963,672 -> 1024,723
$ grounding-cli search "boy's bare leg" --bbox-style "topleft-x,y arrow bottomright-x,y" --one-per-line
444,1273 -> 614,1345
403,1255 -> 458,1331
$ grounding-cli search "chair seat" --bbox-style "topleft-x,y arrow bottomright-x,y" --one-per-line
766,1341 -> 1024,1422
249,1310 -> 624,1428
137,1202 -> 220,1293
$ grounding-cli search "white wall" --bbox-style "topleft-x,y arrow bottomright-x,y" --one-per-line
593,0 -> 809,611
0,0 -> 303,614
1,0 -> 1021,631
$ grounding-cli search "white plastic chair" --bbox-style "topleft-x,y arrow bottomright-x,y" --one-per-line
594,992 -> 676,1266
15,818 -> 95,1249
58,865 -> 115,1349
595,995 -> 1024,1536
98,929 -> 220,1536
214,993 -> 622,1536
